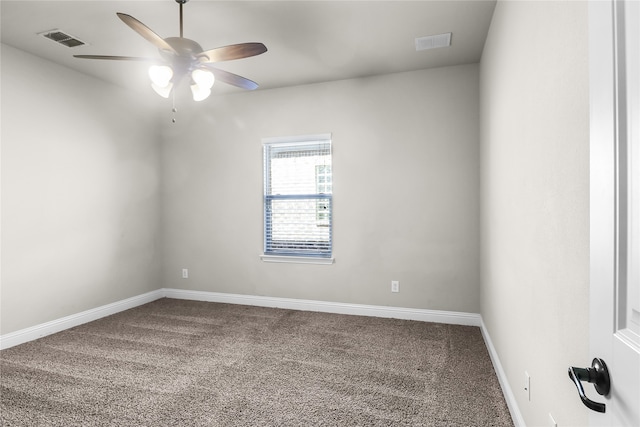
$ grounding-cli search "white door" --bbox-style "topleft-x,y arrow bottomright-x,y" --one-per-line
589,0 -> 640,425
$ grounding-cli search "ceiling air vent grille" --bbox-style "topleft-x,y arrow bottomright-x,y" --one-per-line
39,30 -> 86,48
415,33 -> 452,51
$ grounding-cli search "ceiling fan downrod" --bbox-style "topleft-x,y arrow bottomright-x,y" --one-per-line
176,0 -> 188,38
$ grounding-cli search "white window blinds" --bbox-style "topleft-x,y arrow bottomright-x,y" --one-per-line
263,135 -> 332,258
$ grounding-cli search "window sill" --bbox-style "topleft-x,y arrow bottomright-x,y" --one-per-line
260,255 -> 335,265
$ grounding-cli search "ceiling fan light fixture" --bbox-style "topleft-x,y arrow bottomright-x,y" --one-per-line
74,0 -> 266,107
152,82 -> 174,98
149,65 -> 173,87
191,84 -> 211,101
192,69 -> 215,89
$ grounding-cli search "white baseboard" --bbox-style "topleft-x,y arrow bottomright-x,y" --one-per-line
160,288 -> 482,326
0,290 -> 164,350
0,288 -> 482,350
480,318 -> 526,427
1,288 -> 520,425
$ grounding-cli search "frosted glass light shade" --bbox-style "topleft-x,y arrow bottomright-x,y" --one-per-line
192,69 -> 215,89
149,65 -> 173,87
151,82 -> 173,98
190,84 -> 211,101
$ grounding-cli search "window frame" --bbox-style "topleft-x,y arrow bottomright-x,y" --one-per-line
261,134 -> 334,264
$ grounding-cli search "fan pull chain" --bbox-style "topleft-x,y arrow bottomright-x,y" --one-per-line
171,91 -> 177,123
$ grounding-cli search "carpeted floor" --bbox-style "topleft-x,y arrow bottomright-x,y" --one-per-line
1,298 -> 513,426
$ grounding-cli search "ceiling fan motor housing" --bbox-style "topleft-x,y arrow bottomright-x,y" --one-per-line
164,37 -> 203,56
162,37 -> 205,74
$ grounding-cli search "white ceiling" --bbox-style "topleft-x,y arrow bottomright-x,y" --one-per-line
1,0 -> 496,95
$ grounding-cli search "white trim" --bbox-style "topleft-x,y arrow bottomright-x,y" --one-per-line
0,290 -> 163,350
0,290 -> 482,351
480,318 -> 526,427
160,288 -> 481,326
0,287 -> 518,426
260,255 -> 335,265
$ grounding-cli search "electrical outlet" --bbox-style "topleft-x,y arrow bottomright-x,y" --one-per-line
391,281 -> 399,293
182,268 -> 189,279
524,371 -> 531,401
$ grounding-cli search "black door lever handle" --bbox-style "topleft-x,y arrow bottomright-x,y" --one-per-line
568,358 -> 610,413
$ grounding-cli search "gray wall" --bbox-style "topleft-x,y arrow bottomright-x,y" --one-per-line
1,48 -> 481,334
1,3 -> 596,424
160,65 -> 481,313
0,44 -> 162,335
479,2 -> 589,426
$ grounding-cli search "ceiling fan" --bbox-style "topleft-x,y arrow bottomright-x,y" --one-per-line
74,0 -> 267,102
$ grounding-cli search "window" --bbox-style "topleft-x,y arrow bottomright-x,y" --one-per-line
263,134 -> 332,260
315,165 -> 332,226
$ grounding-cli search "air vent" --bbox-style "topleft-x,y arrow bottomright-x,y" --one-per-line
39,30 -> 85,48
415,33 -> 452,51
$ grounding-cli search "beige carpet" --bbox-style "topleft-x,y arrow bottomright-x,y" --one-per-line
1,298 -> 513,426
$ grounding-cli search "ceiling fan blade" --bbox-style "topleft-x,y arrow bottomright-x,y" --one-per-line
199,43 -> 267,63
117,12 -> 177,54
202,65 -> 259,90
74,55 -> 158,62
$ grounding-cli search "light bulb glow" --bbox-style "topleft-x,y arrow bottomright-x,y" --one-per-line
151,82 -> 173,98
191,83 -> 211,101
192,69 -> 215,89
149,65 -> 173,87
